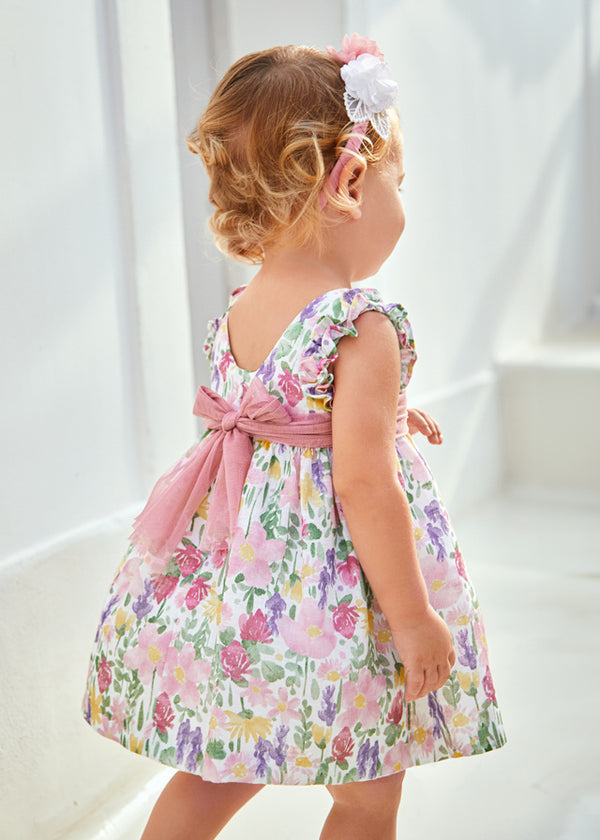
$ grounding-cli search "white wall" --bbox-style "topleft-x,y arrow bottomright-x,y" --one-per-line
1,1 -> 597,837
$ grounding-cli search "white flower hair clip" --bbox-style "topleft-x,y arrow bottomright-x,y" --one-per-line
320,34 -> 398,209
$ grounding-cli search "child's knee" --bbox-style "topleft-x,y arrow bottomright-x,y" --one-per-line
327,770 -> 406,813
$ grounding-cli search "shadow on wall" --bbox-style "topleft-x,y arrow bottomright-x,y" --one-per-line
442,0 -> 598,367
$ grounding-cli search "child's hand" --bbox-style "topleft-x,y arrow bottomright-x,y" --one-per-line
391,606 -> 456,702
407,408 -> 443,444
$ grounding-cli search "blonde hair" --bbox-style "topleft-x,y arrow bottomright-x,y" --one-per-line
187,45 -> 398,264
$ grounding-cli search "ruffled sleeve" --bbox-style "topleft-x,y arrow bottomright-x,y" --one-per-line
302,287 -> 417,410
202,316 -> 220,365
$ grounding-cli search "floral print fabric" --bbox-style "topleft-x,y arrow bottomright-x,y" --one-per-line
82,285 -> 506,785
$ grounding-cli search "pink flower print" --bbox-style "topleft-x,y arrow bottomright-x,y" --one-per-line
277,369 -> 303,406
110,696 -> 128,728
220,640 -> 252,682
228,523 -> 285,588
453,546 -> 468,580
223,748 -> 255,780
98,714 -> 121,742
410,449 -> 432,484
327,33 -> 385,64
114,552 -> 146,601
267,687 -> 302,724
174,543 -> 204,577
153,691 -> 175,733
297,356 -> 320,385
151,574 -> 178,604
184,575 -> 211,610
210,540 -> 230,570
239,609 -> 272,643
332,603 -> 358,639
97,657 -> 112,693
163,643 -> 211,708
317,657 -> 350,682
123,624 -> 173,682
338,671 -> 386,729
331,726 -> 355,763
420,554 -> 464,610
336,554 -> 361,587
382,740 -> 413,774
278,597 -> 336,659
372,613 -> 394,653
482,666 -> 497,703
218,351 -> 235,379
386,691 -> 404,726
240,677 -> 276,706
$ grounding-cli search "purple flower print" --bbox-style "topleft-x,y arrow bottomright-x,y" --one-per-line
456,628 -> 477,670
176,719 -> 203,770
318,548 -> 337,609
94,594 -> 119,641
426,523 -> 447,562
357,739 -> 380,780
254,737 -> 269,777
311,460 -> 327,495
305,336 -> 323,356
186,727 -> 203,772
424,500 -> 449,533
317,684 -> 337,727
266,592 -> 286,636
176,719 -> 191,764
261,353 -> 275,382
428,692 -> 446,739
342,288 -> 356,304
132,578 -> 154,621
254,725 -> 289,777
369,740 -> 379,779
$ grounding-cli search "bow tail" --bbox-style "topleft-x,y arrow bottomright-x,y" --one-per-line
129,433 -> 223,563
204,429 -> 254,544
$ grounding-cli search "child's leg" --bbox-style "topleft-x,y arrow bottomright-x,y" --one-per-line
140,771 -> 265,840
321,771 -> 406,840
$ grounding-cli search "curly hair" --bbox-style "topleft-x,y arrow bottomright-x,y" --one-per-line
187,45 -> 398,264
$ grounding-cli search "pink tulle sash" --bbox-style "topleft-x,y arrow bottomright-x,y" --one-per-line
129,376 -> 409,563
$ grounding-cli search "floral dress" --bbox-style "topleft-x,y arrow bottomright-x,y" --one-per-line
82,284 -> 506,785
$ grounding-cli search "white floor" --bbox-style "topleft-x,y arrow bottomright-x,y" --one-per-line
114,490 -> 600,840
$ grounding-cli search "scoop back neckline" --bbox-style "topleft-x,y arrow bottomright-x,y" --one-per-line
224,284 -> 379,375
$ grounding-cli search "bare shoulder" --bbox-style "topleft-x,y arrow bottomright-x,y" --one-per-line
331,311 -> 401,487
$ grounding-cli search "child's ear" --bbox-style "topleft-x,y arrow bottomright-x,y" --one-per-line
337,157 -> 367,219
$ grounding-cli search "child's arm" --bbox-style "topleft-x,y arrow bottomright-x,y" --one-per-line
331,312 -> 455,702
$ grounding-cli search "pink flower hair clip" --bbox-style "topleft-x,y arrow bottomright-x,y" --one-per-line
320,33 -> 398,210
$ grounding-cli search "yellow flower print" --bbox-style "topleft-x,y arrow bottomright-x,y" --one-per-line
357,606 -> 374,634
203,588 -> 224,625
312,724 -> 332,745
268,460 -> 281,480
413,727 -> 427,744
306,395 -> 329,412
300,473 -> 323,507
394,664 -> 406,688
457,615 -> 470,626
295,756 -> 312,767
225,712 -> 272,743
196,493 -> 210,519
301,563 -> 316,579
209,716 -> 218,730
89,686 -> 102,726
129,734 -> 144,755
414,526 -> 424,541
457,671 -> 481,692
452,712 -> 470,727
114,607 -> 134,633
282,577 -> 303,603
232,763 -> 248,778
430,579 -> 447,592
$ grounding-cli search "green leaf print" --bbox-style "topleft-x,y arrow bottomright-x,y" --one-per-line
262,662 -> 285,683
137,700 -> 144,732
206,740 -> 227,760
442,673 -> 461,709
305,523 -> 322,539
219,627 -> 235,647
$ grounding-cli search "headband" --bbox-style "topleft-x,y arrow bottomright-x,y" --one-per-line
319,34 -> 398,210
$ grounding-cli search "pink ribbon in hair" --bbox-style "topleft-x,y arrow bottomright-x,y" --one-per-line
130,376 -> 410,563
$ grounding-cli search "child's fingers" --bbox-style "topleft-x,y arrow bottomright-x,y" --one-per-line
404,667 -> 425,702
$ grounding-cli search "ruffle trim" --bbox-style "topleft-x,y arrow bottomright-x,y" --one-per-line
306,288 -> 417,409
202,286 -> 247,365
